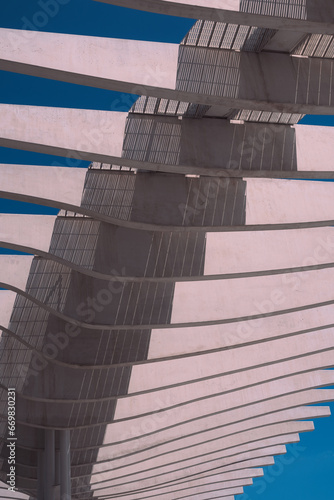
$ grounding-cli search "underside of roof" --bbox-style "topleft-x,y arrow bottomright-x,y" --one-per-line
0,1 -> 334,499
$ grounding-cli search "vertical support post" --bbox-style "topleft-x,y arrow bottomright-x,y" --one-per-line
45,429 -> 55,500
60,429 -> 71,499
37,451 -> 44,500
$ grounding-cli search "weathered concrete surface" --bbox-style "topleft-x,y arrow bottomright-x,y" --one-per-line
93,407 -> 326,461
295,124 -> 334,171
91,431 -> 297,479
0,29 -> 179,95
204,228 -> 334,276
0,291 -> 17,330
126,338 -> 333,396
103,477 -> 250,500
92,457 -> 273,496
0,105 -> 127,163
0,164 -> 86,207
0,255 -> 33,290
91,453 -> 260,490
170,267 -> 334,324
149,303 -> 334,357
246,179 -> 334,224
0,215 -> 56,252
95,421 -> 312,475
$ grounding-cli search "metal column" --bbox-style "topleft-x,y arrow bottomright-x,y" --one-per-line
45,429 -> 55,500
37,451 -> 44,500
59,429 -> 71,499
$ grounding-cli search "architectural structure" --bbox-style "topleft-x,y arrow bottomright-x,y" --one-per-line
0,1 -> 334,498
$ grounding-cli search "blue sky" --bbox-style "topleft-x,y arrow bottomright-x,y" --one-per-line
1,1 -> 334,499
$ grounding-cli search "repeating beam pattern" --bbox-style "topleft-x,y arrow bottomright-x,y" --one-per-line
0,1 -> 334,499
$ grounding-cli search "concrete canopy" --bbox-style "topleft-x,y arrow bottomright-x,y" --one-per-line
1,1 -> 334,499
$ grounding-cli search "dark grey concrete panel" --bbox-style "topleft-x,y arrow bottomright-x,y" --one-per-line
179,118 -> 297,172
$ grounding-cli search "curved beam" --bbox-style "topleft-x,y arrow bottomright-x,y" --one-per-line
13,434 -> 299,476
90,444 -> 294,494
13,345 -> 334,404
8,370 -> 333,433
113,370 -> 334,424
2,276 -> 334,332
99,476 -> 252,500
2,109 -> 334,181
85,408 -> 327,485
3,227 -> 334,282
2,188 -> 334,233
90,436 -> 299,485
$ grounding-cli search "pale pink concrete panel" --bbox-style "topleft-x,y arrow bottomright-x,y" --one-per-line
149,303 -> 334,358
95,406 -> 325,460
0,29 -> 178,91
0,105 -> 127,159
0,215 -> 56,253
171,267 -> 334,324
0,291 -> 17,330
93,457 -> 273,496
92,437 -> 293,484
295,125 -> 334,172
133,331 -> 334,394
246,179 -> 334,224
0,255 -> 33,290
118,371 -> 334,421
0,164 -> 86,207
204,228 -> 334,276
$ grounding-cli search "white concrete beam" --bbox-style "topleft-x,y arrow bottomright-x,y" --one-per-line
0,29 -> 179,97
0,291 -> 17,330
149,302 -> 334,358
0,255 -> 33,290
93,406 -> 326,465
93,476 -> 253,500
92,457 -> 273,497
117,371 -> 334,421
0,214 -> 56,252
1,111 -> 334,184
2,225 -> 334,280
4,265 -> 334,331
124,350 -> 334,415
2,35 -> 334,115
246,179 -> 334,225
94,0 -> 334,34
0,105 -> 127,166
295,124 -> 334,171
0,164 -> 86,208
203,228 -> 334,277
92,437 -> 295,484
94,430 -> 303,490
103,483 -> 244,500
169,267 -> 334,325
